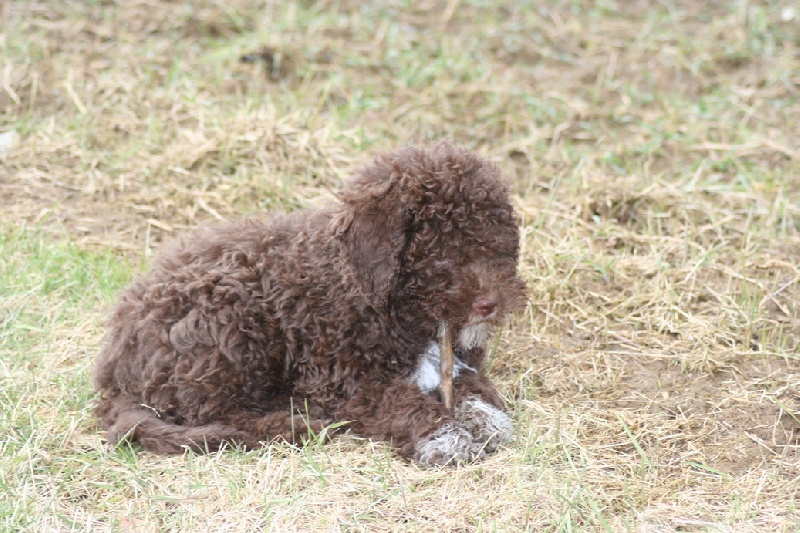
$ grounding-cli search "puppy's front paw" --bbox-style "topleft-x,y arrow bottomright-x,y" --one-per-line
414,422 -> 481,467
455,396 -> 513,454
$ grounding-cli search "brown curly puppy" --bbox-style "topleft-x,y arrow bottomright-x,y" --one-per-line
94,142 -> 527,466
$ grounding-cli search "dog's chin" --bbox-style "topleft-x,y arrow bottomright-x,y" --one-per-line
436,319 -> 490,350
457,321 -> 490,350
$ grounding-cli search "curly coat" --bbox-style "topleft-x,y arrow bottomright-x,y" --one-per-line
94,143 -> 527,465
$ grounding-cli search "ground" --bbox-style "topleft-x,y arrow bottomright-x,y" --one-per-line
1,0 -> 799,531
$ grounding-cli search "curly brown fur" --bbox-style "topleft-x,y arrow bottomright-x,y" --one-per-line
94,142 -> 527,465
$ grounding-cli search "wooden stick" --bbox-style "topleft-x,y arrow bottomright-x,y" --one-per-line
439,322 -> 454,413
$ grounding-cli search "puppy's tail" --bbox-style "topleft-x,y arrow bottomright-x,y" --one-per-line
96,394 -> 242,454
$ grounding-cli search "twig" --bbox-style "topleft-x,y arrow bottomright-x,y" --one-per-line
439,322 -> 454,413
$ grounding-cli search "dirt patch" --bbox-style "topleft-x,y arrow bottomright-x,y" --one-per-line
620,357 -> 800,474
502,336 -> 800,483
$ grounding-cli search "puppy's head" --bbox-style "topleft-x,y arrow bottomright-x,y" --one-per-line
335,142 -> 527,345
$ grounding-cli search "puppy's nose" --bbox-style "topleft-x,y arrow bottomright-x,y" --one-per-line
473,296 -> 498,317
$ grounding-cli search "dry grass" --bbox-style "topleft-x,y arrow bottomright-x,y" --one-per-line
1,0 -> 799,530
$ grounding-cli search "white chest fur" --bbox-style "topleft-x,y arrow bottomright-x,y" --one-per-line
411,341 -> 475,393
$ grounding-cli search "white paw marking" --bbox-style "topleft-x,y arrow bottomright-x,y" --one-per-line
410,342 -> 475,393
455,397 -> 513,453
414,422 -> 479,466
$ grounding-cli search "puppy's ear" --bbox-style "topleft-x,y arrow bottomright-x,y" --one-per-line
332,166 -> 411,304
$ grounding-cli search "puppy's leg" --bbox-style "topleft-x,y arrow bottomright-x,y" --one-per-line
336,381 -> 479,467
452,373 -> 514,454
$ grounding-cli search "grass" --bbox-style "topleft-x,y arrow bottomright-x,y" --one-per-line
1,0 -> 799,530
